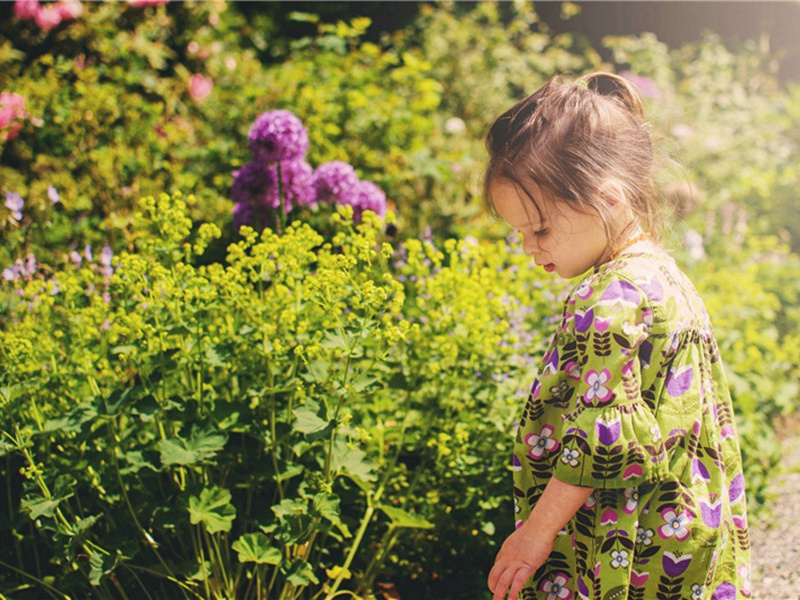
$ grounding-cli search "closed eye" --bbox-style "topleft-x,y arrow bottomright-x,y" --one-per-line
534,228 -> 549,237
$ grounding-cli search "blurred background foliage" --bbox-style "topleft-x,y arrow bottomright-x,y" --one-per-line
1,1 -> 799,598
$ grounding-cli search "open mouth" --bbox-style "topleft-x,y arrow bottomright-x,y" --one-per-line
543,263 -> 555,273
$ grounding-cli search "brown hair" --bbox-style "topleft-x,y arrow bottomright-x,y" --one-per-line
483,72 -> 662,243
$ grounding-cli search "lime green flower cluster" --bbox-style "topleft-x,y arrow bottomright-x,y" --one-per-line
0,191 -> 562,598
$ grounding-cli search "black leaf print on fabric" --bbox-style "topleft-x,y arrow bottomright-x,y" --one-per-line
592,445 -> 624,480
656,575 -> 685,600
593,331 -> 612,357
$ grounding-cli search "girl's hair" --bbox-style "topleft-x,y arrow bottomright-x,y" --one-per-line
483,72 -> 662,242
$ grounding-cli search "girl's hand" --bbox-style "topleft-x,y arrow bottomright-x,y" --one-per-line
487,522 -> 555,600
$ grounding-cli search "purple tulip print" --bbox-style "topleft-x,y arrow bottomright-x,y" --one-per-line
662,551 -> 692,578
596,416 -> 621,446
600,279 -> 640,305
700,498 -> 722,528
574,307 -> 594,333
666,365 -> 693,397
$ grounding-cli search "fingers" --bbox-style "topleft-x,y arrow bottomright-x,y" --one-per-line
506,567 -> 534,600
487,553 -> 505,592
488,563 -> 534,600
491,568 -> 513,600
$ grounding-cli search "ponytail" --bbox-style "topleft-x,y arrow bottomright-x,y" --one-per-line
578,72 -> 645,118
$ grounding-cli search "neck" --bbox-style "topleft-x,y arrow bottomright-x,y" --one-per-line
606,229 -> 650,262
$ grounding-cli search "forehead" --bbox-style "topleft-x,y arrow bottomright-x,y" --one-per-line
489,179 -> 546,227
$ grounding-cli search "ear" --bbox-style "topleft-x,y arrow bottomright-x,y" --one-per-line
599,179 -> 628,209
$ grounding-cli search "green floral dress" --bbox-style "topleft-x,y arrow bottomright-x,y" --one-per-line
513,250 -> 751,600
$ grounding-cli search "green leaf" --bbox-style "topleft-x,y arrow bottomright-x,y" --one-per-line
131,394 -> 159,420
301,359 -> 332,383
21,494 -> 71,520
313,492 -> 351,538
292,399 -> 330,435
41,402 -> 97,434
188,486 -> 236,534
89,550 -> 119,586
232,533 -> 282,565
379,505 -> 434,529
159,425 -> 227,467
282,558 -> 319,586
331,439 -> 376,485
103,388 -> 133,416
120,450 -> 160,475
349,371 -> 378,393
319,329 -> 349,350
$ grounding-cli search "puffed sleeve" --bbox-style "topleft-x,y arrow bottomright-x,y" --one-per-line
551,274 -> 669,489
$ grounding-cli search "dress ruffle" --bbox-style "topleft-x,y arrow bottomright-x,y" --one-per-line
554,400 -> 669,489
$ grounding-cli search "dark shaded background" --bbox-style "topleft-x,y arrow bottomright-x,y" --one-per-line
243,1 -> 800,83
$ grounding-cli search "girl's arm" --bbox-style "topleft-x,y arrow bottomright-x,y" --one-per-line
488,476 -> 594,600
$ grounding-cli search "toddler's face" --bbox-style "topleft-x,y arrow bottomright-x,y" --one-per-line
490,179 -> 610,279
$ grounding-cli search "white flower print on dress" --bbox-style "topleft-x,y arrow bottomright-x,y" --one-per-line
636,527 -> 654,546
658,508 -> 693,541
650,423 -> 662,443
610,550 -> 630,568
540,572 -> 573,600
561,447 -> 580,467
525,425 -> 560,459
583,369 -> 613,404
691,583 -> 705,599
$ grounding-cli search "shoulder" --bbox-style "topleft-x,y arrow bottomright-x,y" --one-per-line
559,254 -> 666,340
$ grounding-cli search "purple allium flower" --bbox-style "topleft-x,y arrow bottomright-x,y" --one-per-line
619,71 -> 661,99
48,185 -> 60,204
276,160 -> 316,211
70,251 -> 82,267
313,161 -> 359,206
4,191 -> 23,222
2,266 -> 17,281
84,245 -> 93,262
247,110 -> 309,164
352,180 -> 387,219
231,161 -> 275,207
232,200 -> 254,230
232,159 -> 315,214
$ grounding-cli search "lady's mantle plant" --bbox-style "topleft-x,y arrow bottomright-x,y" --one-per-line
0,189 -> 558,598
232,110 -> 387,233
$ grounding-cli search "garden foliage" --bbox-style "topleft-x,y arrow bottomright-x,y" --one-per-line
2,1 -> 800,598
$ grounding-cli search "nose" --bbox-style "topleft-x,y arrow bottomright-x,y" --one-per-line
521,233 -> 539,256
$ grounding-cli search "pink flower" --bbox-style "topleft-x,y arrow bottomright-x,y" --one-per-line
600,508 -> 617,526
188,74 -> 213,102
525,424 -> 560,460
594,316 -> 611,332
658,507 -> 692,541
128,0 -> 168,6
14,0 -> 40,20
0,92 -> 27,141
34,4 -> 63,30
56,0 -> 83,20
623,464 -> 643,481
630,570 -> 649,587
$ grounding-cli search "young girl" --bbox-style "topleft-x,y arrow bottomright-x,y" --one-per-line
483,73 -> 751,600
